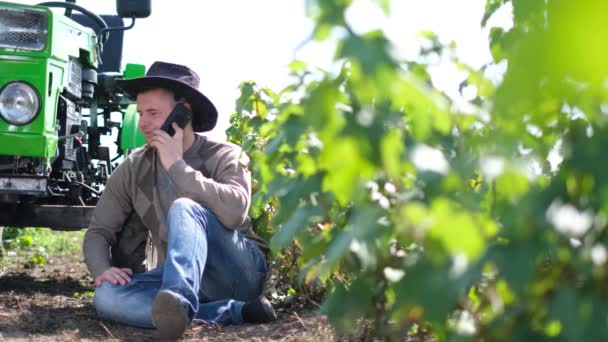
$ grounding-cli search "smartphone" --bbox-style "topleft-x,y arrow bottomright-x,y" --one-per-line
160,103 -> 193,136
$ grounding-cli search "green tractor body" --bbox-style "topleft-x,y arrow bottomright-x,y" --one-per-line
0,0 -> 148,229
0,3 -> 98,158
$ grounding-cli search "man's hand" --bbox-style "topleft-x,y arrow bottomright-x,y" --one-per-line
95,267 -> 133,287
150,123 -> 184,170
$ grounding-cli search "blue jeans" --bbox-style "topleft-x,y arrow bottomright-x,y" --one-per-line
93,198 -> 268,328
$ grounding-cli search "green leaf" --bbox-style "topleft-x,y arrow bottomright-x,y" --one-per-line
282,115 -> 307,147
296,153 -> 317,176
321,277 -> 374,333
490,242 -> 536,294
427,199 -> 486,260
272,174 -> 323,224
26,251 -> 48,267
289,60 -> 308,73
18,235 -> 33,248
381,128 -> 405,179
249,191 -> 265,218
347,207 -> 385,270
319,138 -> 375,206
549,288 -> 582,341
270,204 -> 325,252
495,170 -> 530,201
400,202 -> 429,231
235,82 -> 255,113
418,30 -> 439,41
253,98 -> 268,119
394,259 -> 460,323
481,0 -> 506,27
495,279 -> 516,305
318,230 -> 353,279
309,0 -> 351,30
314,24 -> 332,40
544,320 -> 562,338
489,27 -> 508,62
264,132 -> 284,155
460,63 -> 496,98
302,79 -> 345,138
337,30 -> 397,76
391,76 -> 450,140
373,0 -> 390,16
350,206 -> 383,240
512,0 -> 544,25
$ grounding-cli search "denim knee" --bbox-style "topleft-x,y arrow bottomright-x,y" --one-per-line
168,198 -> 218,229
168,197 -> 200,214
93,282 -> 121,320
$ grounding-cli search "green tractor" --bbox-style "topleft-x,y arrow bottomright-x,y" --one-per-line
0,0 -> 150,230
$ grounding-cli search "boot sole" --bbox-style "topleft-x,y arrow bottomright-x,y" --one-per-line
152,290 -> 189,340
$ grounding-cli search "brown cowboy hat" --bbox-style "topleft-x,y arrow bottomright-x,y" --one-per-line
115,61 -> 217,132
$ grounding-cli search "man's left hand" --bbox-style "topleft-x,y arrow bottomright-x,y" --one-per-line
150,123 -> 183,170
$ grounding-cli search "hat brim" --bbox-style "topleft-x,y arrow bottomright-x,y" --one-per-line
115,76 -> 218,132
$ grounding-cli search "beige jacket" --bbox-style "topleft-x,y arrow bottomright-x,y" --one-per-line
83,134 -> 267,278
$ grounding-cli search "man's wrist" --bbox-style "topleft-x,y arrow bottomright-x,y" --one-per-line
90,264 -> 112,279
168,158 -> 184,171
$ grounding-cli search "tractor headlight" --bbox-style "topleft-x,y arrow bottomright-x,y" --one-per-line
0,6 -> 48,51
0,82 -> 41,125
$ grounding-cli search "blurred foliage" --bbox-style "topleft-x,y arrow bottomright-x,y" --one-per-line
25,249 -> 48,268
2,227 -> 84,255
226,0 -> 608,340
1,227 -> 84,269
73,291 -> 95,299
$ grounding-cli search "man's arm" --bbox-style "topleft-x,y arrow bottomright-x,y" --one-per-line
83,159 -> 134,279
168,146 -> 251,229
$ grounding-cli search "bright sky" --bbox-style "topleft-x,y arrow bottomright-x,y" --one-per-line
11,0 -> 512,141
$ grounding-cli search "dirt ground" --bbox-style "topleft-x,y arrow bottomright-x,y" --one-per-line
0,254 -> 335,341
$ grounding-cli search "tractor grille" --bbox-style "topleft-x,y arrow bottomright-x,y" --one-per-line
0,7 -> 48,51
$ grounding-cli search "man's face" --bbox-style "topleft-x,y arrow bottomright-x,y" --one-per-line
136,88 -> 177,143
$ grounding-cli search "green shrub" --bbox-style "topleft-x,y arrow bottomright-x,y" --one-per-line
227,0 -> 608,339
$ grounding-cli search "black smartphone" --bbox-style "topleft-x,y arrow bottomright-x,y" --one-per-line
160,103 -> 193,136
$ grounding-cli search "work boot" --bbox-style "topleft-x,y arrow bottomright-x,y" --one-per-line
152,290 -> 190,340
242,296 -> 277,324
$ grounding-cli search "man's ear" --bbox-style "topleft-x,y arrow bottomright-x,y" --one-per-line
181,101 -> 193,111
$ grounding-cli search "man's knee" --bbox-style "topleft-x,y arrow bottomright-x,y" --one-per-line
93,282 -> 121,319
168,198 -> 218,228
168,198 -> 199,218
